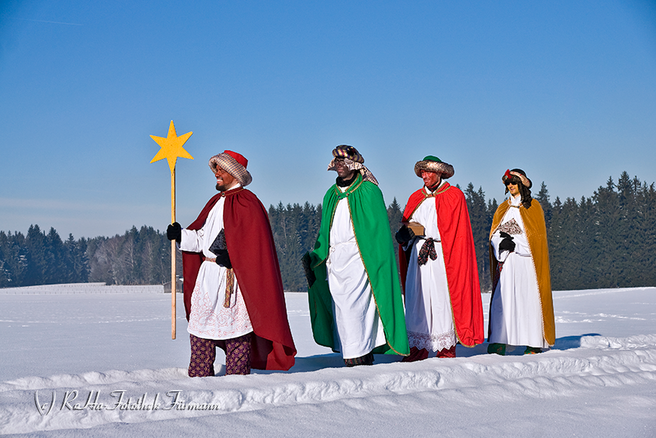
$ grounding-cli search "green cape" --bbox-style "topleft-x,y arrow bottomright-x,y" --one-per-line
306,173 -> 409,356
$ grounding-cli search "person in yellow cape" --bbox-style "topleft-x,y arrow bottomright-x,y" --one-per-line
487,168 -> 555,355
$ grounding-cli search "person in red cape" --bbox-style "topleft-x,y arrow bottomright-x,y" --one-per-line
167,150 -> 296,377
396,155 -> 484,361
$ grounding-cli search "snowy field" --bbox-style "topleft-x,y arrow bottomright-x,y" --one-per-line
1,284 -> 655,437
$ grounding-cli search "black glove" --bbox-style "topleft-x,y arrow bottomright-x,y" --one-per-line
215,249 -> 232,269
302,252 -> 316,288
499,231 -> 515,252
395,225 -> 416,245
167,222 -> 181,242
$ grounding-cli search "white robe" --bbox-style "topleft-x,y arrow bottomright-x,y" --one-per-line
403,183 -> 457,352
489,195 -> 548,348
179,186 -> 253,341
326,189 -> 386,359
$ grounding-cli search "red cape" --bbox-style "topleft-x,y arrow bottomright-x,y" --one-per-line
399,183 -> 485,347
182,188 -> 296,370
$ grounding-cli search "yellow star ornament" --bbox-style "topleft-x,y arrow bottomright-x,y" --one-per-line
150,120 -> 193,340
150,120 -> 194,172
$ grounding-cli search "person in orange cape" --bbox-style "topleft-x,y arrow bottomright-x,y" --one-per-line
487,168 -> 555,355
167,150 -> 296,377
396,155 -> 484,361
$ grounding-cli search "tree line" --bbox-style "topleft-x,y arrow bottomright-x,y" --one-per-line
1,171 -> 654,291
0,225 -> 173,288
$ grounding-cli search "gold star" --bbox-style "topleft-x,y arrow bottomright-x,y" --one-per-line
150,120 -> 193,172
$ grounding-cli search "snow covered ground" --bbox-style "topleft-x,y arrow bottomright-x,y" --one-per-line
1,284 -> 655,437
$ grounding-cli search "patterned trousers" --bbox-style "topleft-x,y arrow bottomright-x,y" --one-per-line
188,332 -> 252,377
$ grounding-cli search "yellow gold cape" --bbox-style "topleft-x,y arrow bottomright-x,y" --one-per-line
489,198 -> 555,346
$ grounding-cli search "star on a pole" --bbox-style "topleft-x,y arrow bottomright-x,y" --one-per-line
150,120 -> 194,172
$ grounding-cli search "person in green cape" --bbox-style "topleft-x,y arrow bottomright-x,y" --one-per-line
302,145 -> 409,366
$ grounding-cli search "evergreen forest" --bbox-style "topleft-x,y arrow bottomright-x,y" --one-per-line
1,172 -> 654,292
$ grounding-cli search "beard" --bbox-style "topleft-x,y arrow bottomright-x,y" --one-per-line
336,171 -> 358,187
216,183 -> 227,192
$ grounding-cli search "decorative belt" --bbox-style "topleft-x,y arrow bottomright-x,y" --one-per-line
203,256 -> 234,308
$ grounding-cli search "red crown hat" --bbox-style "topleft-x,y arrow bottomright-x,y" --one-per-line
224,150 -> 248,169
502,168 -> 532,188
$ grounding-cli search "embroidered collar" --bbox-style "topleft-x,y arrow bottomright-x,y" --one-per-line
333,172 -> 363,199
423,180 -> 450,198
219,185 -> 244,198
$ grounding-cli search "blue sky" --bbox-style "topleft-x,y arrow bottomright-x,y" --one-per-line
1,0 -> 655,238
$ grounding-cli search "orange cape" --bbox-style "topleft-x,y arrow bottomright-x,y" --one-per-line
489,198 -> 555,346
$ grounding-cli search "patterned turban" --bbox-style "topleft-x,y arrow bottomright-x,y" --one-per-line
332,145 -> 364,163
414,155 -> 455,179
327,145 -> 379,185
208,150 -> 252,187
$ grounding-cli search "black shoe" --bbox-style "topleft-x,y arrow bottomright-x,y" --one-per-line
487,343 -> 506,355
344,351 -> 374,367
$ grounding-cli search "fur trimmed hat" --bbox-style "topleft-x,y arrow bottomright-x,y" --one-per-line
414,155 -> 455,179
208,150 -> 252,187
502,168 -> 532,189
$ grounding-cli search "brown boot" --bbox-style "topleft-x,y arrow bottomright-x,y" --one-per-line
402,346 -> 429,362
436,345 -> 456,358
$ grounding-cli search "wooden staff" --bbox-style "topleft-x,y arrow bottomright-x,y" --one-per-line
150,121 -> 193,339
170,167 -> 177,339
